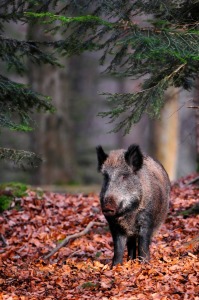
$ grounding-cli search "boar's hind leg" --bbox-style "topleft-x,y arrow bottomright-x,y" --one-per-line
111,231 -> 127,267
127,236 -> 137,260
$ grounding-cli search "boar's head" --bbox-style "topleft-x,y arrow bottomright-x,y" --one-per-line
96,145 -> 143,217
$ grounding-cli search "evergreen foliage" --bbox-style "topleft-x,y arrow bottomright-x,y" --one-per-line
0,0 -> 198,167
44,0 -> 198,133
0,1 -> 60,166
26,0 -> 199,134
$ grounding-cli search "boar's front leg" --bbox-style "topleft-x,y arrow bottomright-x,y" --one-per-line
109,226 -> 127,266
112,234 -> 127,266
137,212 -> 153,261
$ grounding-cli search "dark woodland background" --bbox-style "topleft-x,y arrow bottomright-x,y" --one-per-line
0,20 -> 197,186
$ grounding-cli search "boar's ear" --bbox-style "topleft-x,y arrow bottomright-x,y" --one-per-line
125,144 -> 143,172
96,145 -> 108,171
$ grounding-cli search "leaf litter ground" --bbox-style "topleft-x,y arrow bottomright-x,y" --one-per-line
0,175 -> 199,300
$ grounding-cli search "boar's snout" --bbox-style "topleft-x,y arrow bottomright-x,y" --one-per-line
101,195 -> 117,216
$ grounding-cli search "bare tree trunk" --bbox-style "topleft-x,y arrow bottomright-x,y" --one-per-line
150,87 -> 179,180
27,24 -> 76,185
195,80 -> 199,172
116,80 -> 126,148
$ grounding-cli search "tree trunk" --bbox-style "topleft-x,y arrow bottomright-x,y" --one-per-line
150,87 -> 179,181
27,24 -> 76,185
195,80 -> 199,172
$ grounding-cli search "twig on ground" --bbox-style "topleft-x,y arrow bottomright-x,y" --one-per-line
0,233 -> 7,246
187,106 -> 199,109
178,202 -> 199,216
67,249 -> 82,258
43,221 -> 106,259
185,176 -> 199,185
183,236 -> 199,248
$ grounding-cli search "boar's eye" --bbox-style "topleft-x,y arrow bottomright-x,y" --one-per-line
121,173 -> 129,180
103,172 -> 109,181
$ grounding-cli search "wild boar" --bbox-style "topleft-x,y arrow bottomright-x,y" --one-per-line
96,144 -> 170,266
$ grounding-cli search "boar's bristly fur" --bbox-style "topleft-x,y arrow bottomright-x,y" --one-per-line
96,144 -> 170,267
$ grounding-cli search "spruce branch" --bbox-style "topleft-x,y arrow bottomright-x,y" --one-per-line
99,63 -> 187,134
166,63 -> 186,80
24,12 -> 114,28
0,148 -> 42,167
0,37 -> 62,73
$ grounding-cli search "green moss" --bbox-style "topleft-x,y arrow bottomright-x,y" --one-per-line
57,239 -> 65,243
196,155 -> 199,173
95,251 -> 102,258
0,195 -> 12,212
81,282 -> 99,289
34,188 -> 44,198
179,203 -> 199,216
0,182 -> 28,212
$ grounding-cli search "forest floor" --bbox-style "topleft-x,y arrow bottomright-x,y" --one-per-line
0,175 -> 199,300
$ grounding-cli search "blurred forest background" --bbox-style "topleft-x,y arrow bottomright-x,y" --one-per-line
0,3 -> 197,186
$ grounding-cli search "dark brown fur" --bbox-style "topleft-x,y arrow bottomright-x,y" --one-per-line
96,144 -> 170,266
